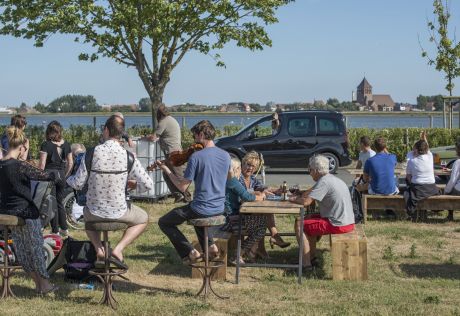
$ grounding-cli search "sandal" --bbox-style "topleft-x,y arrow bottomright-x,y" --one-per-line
109,255 -> 128,270
182,254 -> 204,265
37,284 -> 59,296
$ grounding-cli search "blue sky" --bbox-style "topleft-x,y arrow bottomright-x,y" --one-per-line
1,0 -> 460,107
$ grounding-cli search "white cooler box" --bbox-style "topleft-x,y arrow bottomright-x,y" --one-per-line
125,137 -> 170,199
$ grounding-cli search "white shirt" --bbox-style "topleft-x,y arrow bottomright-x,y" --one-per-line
359,149 -> 376,166
406,151 -> 435,184
445,159 -> 460,193
67,140 -> 154,219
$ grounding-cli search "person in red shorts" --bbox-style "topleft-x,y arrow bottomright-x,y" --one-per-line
289,155 -> 355,270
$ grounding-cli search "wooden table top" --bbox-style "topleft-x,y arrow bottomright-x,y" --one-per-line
240,200 -> 302,215
346,168 -> 450,176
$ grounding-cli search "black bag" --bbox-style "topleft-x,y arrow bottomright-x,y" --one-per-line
62,237 -> 97,281
350,176 -> 364,224
31,180 -> 57,227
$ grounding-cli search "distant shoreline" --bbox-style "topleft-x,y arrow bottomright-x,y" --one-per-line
0,111 -> 455,117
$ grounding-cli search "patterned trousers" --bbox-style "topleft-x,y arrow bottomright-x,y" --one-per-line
225,215 -> 267,252
11,218 -> 49,279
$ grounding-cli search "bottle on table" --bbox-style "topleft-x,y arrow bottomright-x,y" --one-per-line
282,181 -> 287,201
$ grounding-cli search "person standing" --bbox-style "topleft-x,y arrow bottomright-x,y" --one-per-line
0,114 -> 28,159
157,120 -> 230,264
146,104 -> 191,203
39,121 -> 73,236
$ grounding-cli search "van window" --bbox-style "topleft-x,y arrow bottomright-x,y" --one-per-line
244,119 -> 273,139
288,117 -> 315,137
317,117 -> 341,135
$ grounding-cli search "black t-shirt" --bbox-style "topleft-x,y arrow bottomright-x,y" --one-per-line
40,140 -> 71,170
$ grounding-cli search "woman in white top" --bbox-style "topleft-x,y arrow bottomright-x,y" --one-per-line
404,135 -> 439,221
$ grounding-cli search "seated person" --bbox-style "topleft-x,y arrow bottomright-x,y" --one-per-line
0,127 -> 58,294
290,155 -> 355,269
225,158 -> 266,264
404,131 -> 439,221
157,120 -> 231,264
356,136 -> 376,169
363,137 -> 398,195
444,138 -> 460,221
67,115 -> 153,269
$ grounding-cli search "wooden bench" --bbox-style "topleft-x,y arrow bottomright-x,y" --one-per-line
362,194 -> 460,224
329,225 -> 368,281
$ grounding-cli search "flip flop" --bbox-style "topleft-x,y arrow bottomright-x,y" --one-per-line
109,255 -> 128,270
182,254 -> 204,265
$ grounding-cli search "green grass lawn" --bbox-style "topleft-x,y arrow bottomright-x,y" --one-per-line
4,199 -> 460,316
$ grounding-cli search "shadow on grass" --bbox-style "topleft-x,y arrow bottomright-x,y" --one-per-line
111,279 -> 192,297
399,263 -> 460,279
126,244 -> 190,277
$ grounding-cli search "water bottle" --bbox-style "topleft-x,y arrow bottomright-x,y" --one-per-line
73,283 -> 95,290
282,181 -> 287,201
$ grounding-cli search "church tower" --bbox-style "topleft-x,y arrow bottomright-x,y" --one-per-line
357,77 -> 373,106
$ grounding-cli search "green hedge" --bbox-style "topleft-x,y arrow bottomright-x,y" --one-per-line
5,125 -> 459,162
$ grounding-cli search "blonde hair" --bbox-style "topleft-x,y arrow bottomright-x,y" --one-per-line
242,151 -> 261,170
71,143 -> 86,156
6,126 -> 27,149
228,157 -> 241,179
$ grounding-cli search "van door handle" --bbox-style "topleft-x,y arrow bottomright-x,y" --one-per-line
287,139 -> 294,144
272,140 -> 280,145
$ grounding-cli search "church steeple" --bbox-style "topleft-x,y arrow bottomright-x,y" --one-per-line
357,77 -> 373,106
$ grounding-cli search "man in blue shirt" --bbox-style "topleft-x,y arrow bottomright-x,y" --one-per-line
157,120 -> 231,263
363,137 -> 398,195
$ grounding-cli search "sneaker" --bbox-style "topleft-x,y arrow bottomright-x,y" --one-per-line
59,229 -> 69,237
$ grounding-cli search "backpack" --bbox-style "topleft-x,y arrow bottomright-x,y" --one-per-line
47,237 -> 97,281
74,147 -> 135,206
350,176 -> 364,224
31,180 -> 57,227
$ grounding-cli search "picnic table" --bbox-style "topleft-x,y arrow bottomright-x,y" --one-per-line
346,168 -> 450,176
237,200 -> 305,284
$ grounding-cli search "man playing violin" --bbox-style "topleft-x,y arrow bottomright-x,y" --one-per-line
157,120 -> 231,264
144,104 -> 191,203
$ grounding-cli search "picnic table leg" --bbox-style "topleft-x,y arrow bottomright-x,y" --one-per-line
298,207 -> 305,285
362,195 -> 367,224
235,215 -> 243,284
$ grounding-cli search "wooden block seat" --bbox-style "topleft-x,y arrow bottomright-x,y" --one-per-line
85,221 -> 128,310
0,214 -> 24,299
330,225 -> 368,281
85,222 -> 128,231
0,215 -> 25,227
187,215 -> 226,227
362,194 -> 460,224
187,215 -> 228,300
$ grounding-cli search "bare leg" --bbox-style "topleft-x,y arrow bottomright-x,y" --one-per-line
29,272 -> 41,291
111,222 -> 148,261
30,272 -> 52,292
294,218 -> 313,266
267,214 -> 278,236
86,230 -> 104,260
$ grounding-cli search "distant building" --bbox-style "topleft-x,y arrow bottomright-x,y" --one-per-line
355,77 -> 395,111
0,107 -> 15,114
425,101 -> 436,111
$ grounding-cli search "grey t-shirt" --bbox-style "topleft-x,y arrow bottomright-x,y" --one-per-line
155,116 -> 182,154
308,174 -> 355,226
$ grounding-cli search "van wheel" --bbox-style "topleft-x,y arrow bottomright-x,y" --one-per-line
322,153 -> 339,174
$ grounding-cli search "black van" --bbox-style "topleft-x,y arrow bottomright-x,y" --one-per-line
214,111 -> 352,173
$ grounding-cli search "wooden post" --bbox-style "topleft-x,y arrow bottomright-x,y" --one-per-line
443,100 -> 447,128
429,115 -> 433,128
93,116 -> 97,129
181,116 -> 186,128
344,116 -> 348,128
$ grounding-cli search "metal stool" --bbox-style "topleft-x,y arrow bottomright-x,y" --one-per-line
187,215 -> 228,300
85,222 -> 128,309
0,215 -> 24,299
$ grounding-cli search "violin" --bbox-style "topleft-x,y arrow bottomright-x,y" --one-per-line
147,143 -> 204,171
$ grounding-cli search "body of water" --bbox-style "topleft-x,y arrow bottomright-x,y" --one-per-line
1,113 -> 458,129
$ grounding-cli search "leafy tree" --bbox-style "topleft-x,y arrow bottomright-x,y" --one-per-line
420,0 -> 460,96
47,95 -> 100,113
138,98 -> 151,112
326,98 -> 340,108
33,102 -> 47,113
249,103 -> 261,112
0,0 -> 292,128
18,102 -> 27,113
